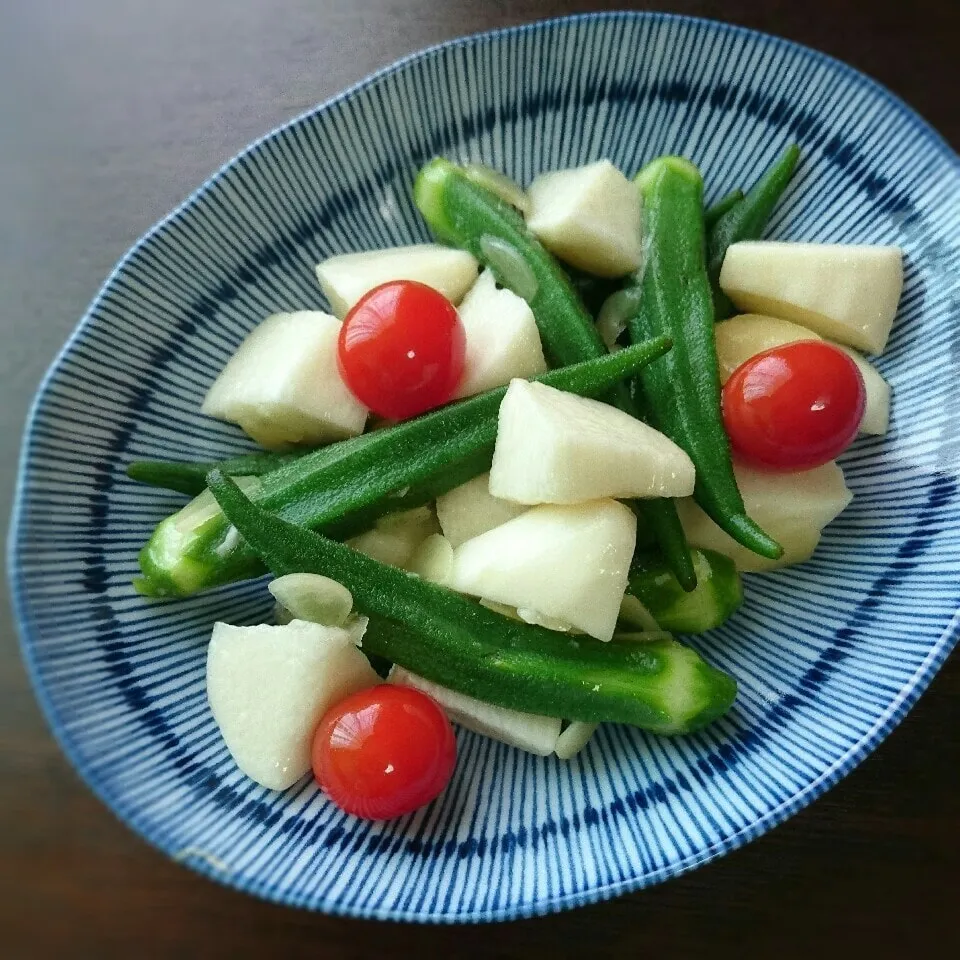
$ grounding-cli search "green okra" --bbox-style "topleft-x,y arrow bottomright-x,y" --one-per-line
136,340 -> 671,598
628,549 -> 743,634
208,472 -> 738,734
629,156 -> 782,561
704,188 -> 745,231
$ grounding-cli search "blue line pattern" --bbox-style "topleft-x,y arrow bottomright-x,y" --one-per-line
7,12 -> 960,922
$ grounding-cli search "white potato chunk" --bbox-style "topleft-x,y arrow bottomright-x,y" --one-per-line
527,161 -> 643,278
454,270 -> 547,398
435,473 -> 527,548
714,314 -> 822,384
719,242 -> 903,354
207,620 -> 378,791
408,533 -> 455,585
201,311 -> 367,450
834,345 -> 891,436
446,499 -> 637,641
489,379 -> 695,505
388,666 -> 561,756
346,506 -> 439,570
676,461 -> 852,572
714,314 -> 890,436
315,244 -> 479,318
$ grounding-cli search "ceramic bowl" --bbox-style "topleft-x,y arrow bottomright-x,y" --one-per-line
9,12 -> 960,922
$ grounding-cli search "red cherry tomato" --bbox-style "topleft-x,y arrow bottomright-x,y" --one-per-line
312,684 -> 456,820
722,340 -> 866,471
337,280 -> 466,420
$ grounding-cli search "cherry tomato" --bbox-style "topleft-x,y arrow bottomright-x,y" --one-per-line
337,281 -> 466,420
722,340 -> 866,471
312,684 -> 456,820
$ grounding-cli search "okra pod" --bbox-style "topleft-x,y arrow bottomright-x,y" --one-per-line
704,188 -> 745,230
629,157 -> 782,561
136,340 -> 671,598
628,549 -> 742,634
208,472 -> 738,734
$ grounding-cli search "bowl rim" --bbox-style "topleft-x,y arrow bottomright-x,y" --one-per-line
8,9 -> 960,923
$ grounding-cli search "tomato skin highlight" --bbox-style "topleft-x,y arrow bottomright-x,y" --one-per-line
722,340 -> 866,471
312,684 -> 456,820
337,281 -> 466,420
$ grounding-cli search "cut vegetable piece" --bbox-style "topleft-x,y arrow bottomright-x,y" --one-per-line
316,244 -> 479,319
267,573 -> 353,626
206,619 -> 378,790
714,314 -> 822,384
388,666 -> 561,756
346,506 -> 438,569
201,311 -> 368,450
408,533 -> 455,585
628,549 -> 742,634
555,722 -> 599,760
676,461 -> 852,572
719,242 -> 904,354
834,344 -> 890,436
454,270 -> 548,398
446,499 -> 636,641
489,379 -> 695,505
435,472 -> 527,547
527,160 -> 643,278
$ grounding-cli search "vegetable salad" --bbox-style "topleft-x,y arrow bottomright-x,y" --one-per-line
130,148 -> 902,820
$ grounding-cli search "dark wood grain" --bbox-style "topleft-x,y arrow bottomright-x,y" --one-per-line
1,1 -> 957,957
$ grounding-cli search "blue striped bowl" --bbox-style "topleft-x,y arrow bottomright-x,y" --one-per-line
9,12 -> 960,921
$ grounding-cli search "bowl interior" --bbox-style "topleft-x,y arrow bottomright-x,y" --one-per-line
10,12 -> 960,921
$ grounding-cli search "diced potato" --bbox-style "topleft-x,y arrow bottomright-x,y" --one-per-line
201,311 -> 367,450
408,533 -> 455,585
346,506 -> 439,569
435,473 -> 527,548
714,314 -> 890,436
316,244 -> 479,318
714,314 -> 822,384
207,620 -> 377,790
527,161 -> 643,278
454,270 -> 547,398
676,461 -> 852,572
388,666 -> 561,756
489,379 -> 695,505
834,345 -> 891,436
446,499 -> 637,641
719,242 -> 903,354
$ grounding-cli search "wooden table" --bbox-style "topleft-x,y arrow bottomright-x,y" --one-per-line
1,1 -> 957,956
